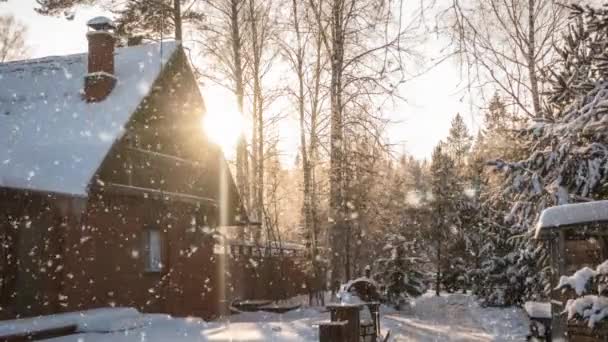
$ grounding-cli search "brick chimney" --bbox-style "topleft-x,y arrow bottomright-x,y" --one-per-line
84,17 -> 117,103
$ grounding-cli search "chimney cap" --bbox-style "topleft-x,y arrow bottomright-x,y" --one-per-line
87,16 -> 116,31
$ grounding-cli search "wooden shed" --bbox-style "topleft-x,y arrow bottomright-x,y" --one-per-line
535,200 -> 608,341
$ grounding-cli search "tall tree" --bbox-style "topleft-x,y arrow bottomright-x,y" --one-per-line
445,113 -> 472,172
307,0 -> 424,284
245,0 -> 277,241
429,143 -> 460,295
448,0 -> 566,118
281,0 -> 326,282
194,0 -> 252,238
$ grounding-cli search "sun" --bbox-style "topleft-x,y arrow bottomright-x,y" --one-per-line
202,105 -> 246,158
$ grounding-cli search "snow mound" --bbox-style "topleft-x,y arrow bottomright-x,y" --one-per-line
556,266 -> 597,295
0,307 -> 142,337
564,295 -> 608,328
596,260 -> 608,275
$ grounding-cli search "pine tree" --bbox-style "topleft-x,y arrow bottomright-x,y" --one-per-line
112,0 -> 203,40
445,114 -> 472,174
374,233 -> 425,308
428,143 -> 462,295
35,0 -> 203,40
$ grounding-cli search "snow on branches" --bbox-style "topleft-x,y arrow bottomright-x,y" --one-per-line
559,260 -> 608,328
495,4 -> 608,233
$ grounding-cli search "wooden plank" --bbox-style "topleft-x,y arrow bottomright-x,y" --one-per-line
103,182 -> 217,206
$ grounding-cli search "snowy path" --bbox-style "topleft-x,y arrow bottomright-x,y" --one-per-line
384,293 -> 529,341
25,293 -> 529,341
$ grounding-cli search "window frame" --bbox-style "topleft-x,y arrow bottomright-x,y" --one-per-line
143,226 -> 163,273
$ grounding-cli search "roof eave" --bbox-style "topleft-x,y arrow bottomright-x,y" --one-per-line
535,219 -> 608,240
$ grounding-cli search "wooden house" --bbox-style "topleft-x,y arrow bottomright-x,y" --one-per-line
535,201 -> 608,341
0,17 -> 246,319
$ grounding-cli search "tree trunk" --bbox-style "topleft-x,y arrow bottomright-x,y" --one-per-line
436,237 -> 441,296
230,0 -> 249,239
292,0 -> 314,266
309,31 -> 323,268
329,0 -> 346,285
174,0 -> 182,41
527,0 -> 541,118
248,0 -> 264,242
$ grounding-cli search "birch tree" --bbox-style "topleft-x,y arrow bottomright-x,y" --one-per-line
280,0 -> 327,284
306,0 -> 425,284
194,0 -> 252,238
448,0 -> 566,118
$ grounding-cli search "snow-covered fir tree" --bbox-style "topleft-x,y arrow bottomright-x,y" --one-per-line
428,143 -> 464,295
465,95 -> 542,306
374,233 -> 425,308
475,2 -> 608,305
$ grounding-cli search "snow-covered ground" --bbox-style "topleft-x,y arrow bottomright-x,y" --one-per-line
385,293 -> 530,341
1,292 -> 530,341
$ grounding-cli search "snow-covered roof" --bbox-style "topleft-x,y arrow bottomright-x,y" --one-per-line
87,16 -> 115,28
524,301 -> 551,319
0,41 -> 178,196
535,201 -> 608,238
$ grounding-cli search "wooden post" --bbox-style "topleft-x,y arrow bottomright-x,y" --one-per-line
319,321 -> 348,342
553,230 -> 566,340
367,302 -> 381,336
327,304 -> 360,342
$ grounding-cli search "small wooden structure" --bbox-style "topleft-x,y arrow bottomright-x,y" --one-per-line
524,301 -> 551,340
535,201 -> 608,341
318,321 -> 348,342
326,304 -> 361,342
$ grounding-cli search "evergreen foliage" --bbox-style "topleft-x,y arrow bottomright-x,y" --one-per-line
428,144 -> 464,294
374,234 -> 425,307
471,2 -> 608,306
35,0 -> 203,39
445,113 -> 472,172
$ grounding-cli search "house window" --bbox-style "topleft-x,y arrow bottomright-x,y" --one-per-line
144,228 -> 163,272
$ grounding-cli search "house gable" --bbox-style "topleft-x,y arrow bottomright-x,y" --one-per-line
93,47 -> 245,226
0,41 -> 178,196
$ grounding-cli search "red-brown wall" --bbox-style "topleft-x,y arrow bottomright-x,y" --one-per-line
0,188 -> 318,320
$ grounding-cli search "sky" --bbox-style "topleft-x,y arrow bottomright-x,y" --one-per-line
0,0 -> 475,163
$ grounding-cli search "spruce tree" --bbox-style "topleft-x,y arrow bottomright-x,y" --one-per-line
445,113 -> 472,173
374,233 -> 425,308
477,3 -> 608,305
428,143 -> 462,295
